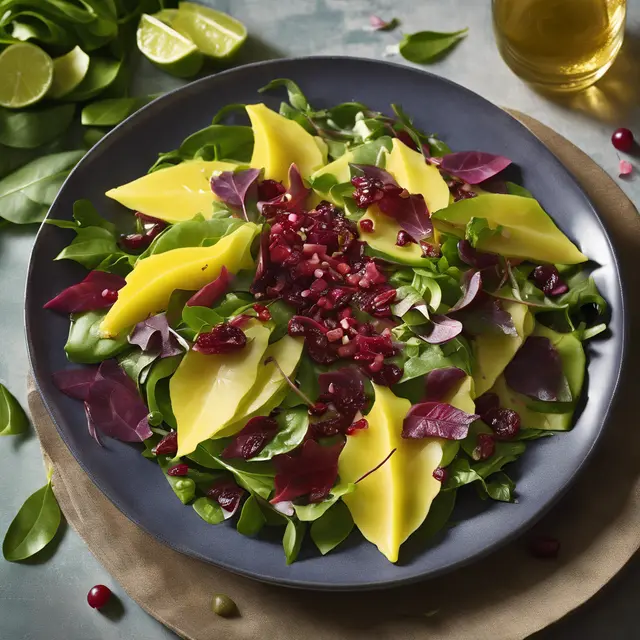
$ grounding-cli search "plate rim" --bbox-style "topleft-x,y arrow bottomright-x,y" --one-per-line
24,54 -> 627,590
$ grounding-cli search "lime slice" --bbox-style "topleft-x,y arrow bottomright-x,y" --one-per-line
171,2 -> 247,59
153,8 -> 179,24
0,43 -> 53,109
136,13 -> 203,79
47,46 -> 91,99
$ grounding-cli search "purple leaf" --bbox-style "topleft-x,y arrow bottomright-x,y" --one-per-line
210,168 -> 261,221
84,403 -> 103,446
369,15 -> 398,31
449,270 -> 482,312
250,226 -> 272,296
459,297 -> 517,337
403,401 -> 479,440
286,163 -> 311,211
457,239 -> 499,269
505,336 -> 567,402
439,151 -> 512,184
415,315 -> 463,344
44,271 -> 125,314
389,193 -> 433,241
53,367 -> 99,401
186,266 -> 230,308
424,367 -> 466,401
350,163 -> 399,187
129,313 -> 183,358
85,360 -> 152,442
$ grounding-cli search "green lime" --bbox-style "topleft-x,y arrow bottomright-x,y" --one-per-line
47,46 -> 91,99
0,43 -> 53,109
136,13 -> 204,79
153,8 -> 179,24
171,2 -> 247,59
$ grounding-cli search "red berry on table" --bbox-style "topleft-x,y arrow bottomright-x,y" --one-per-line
87,584 -> 112,609
611,127 -> 634,152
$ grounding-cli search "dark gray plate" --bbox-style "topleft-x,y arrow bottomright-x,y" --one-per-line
25,56 -> 625,590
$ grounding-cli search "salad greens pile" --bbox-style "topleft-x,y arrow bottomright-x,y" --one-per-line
43,78 -> 607,564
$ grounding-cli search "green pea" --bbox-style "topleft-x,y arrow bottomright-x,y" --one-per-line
147,411 -> 164,426
212,594 -> 238,618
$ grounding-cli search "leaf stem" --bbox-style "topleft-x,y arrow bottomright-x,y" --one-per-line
264,357 -> 316,408
355,448 -> 397,484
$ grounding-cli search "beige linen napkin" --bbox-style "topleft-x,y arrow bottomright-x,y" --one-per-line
28,112 -> 639,640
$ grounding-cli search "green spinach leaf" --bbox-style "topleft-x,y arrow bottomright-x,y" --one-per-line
250,407 -> 308,461
0,104 -> 75,149
399,28 -> 468,64
283,518 -> 306,564
193,497 -> 226,524
294,484 -> 355,522
310,500 -> 353,555
3,472 -> 61,561
144,355 -> 181,428
158,455 -> 196,504
179,125 -> 253,162
81,94 -> 158,126
236,494 -> 266,536
64,309 -> 129,364
0,384 -> 29,436
65,56 -> 122,101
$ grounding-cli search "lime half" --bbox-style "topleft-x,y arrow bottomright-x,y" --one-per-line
47,46 -> 91,99
137,13 -> 203,78
0,43 -> 53,109
171,2 -> 247,59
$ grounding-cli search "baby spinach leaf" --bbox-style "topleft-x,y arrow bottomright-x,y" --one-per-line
3,474 -> 61,561
236,495 -> 266,536
193,497 -> 226,524
484,472 -> 516,502
55,226 -> 121,268
310,500 -> 353,555
506,182 -> 533,198
71,199 -> 116,232
211,292 -> 254,318
267,300 -> 295,343
179,125 -> 253,163
250,407 -> 308,462
283,518 -> 306,564
81,94 -> 158,127
158,456 -> 196,504
0,104 -> 75,149
65,56 -> 122,101
139,214 -> 245,259
181,306 -> 224,335
260,78 -> 310,112
473,441 -> 526,478
64,310 -> 129,364
144,355 -> 181,428
0,150 -> 84,224
0,384 -> 29,436
427,135 -> 452,157
465,217 -> 503,248
399,28 -> 468,64
118,348 -> 158,389
399,343 -> 458,383
294,483 -> 355,522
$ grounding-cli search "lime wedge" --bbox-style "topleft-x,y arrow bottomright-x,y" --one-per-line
47,46 -> 91,99
136,13 -> 203,78
153,8 -> 179,24
170,2 -> 247,59
0,43 -> 53,109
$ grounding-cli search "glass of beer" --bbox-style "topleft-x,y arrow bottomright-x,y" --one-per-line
493,0 -> 626,92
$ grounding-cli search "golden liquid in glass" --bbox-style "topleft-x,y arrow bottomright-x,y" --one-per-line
493,0 -> 626,92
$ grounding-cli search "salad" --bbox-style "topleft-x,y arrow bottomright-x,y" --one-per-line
45,79 -> 607,564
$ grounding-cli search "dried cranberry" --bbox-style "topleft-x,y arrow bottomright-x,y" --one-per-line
449,182 -> 477,201
154,431 -> 178,455
87,584 -> 112,609
258,179 -> 286,202
528,535 -> 560,559
359,218 -> 374,233
530,265 -> 566,296
222,416 -> 278,459
167,463 -> 189,476
432,467 -> 447,482
253,303 -> 272,322
472,433 -> 495,461
308,402 -> 327,416
396,230 -> 415,246
207,479 -> 244,513
352,175 -> 385,209
487,408 -> 521,440
346,418 -> 368,435
194,323 -> 246,355
474,392 -> 500,421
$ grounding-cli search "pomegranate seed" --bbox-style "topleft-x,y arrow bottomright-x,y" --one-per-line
167,463 -> 189,476
611,127 -> 635,152
87,584 -> 112,609
432,467 -> 447,482
119,232 -> 150,252
472,433 -> 495,461
101,289 -> 118,303
396,230 -> 415,247
529,535 -> 560,559
154,431 -> 178,455
359,219 -> 374,233
488,408 -> 521,440
346,418 -> 368,435
252,303 -> 271,322
326,328 -> 344,342
368,354 -> 384,373
336,262 -> 351,274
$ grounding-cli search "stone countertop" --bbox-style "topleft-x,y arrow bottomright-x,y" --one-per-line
1,1 -> 638,638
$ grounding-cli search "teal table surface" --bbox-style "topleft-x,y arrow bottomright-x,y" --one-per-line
1,1 -> 639,638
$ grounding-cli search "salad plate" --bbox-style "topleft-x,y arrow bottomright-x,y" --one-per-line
25,56 -> 625,589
